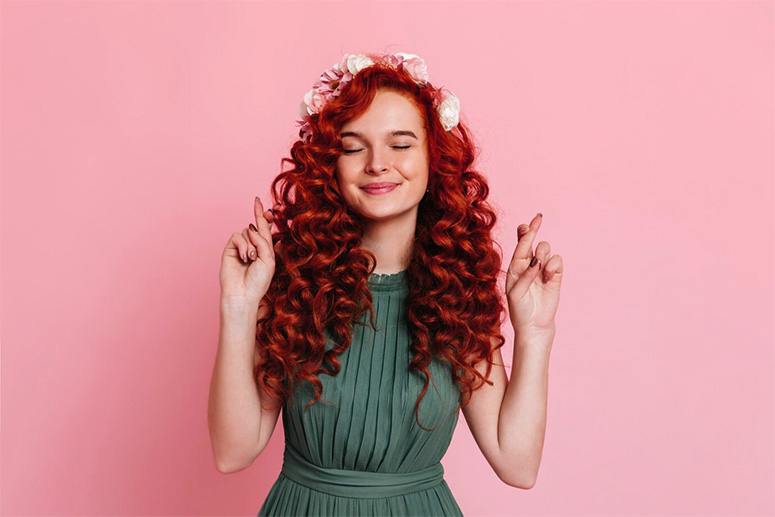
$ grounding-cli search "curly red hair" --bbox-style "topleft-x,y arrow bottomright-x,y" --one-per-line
254,56 -> 508,431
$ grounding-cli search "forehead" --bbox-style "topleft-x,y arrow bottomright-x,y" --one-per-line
340,90 -> 425,136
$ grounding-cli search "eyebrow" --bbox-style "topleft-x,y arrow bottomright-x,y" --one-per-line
339,130 -> 418,140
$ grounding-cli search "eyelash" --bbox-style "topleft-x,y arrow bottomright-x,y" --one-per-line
342,145 -> 411,155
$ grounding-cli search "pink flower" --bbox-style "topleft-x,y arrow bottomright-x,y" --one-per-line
303,88 -> 327,115
383,53 -> 403,68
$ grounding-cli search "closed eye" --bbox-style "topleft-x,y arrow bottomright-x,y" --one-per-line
342,145 -> 411,155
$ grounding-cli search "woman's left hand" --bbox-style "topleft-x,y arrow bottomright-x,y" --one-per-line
505,213 -> 563,335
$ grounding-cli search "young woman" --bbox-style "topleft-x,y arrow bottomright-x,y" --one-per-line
208,51 -> 564,516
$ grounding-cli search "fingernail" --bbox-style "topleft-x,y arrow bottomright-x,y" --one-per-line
530,256 -> 538,267
249,223 -> 257,232
250,249 -> 256,259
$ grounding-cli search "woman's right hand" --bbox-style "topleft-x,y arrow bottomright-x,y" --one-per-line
219,195 -> 276,312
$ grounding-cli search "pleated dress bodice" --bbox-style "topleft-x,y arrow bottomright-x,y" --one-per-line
258,269 -> 463,516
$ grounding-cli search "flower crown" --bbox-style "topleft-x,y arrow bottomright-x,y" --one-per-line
296,52 -> 461,143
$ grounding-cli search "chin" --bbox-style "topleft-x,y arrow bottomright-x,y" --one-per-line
358,207 -> 402,221
358,201 -> 421,222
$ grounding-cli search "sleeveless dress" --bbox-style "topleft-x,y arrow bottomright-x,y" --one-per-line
257,269 -> 464,516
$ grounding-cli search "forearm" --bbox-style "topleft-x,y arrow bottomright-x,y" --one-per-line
207,304 -> 262,472
497,330 -> 553,487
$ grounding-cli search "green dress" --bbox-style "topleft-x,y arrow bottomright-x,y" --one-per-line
258,269 -> 464,516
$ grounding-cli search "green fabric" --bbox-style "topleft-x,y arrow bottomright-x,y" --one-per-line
258,269 -> 463,516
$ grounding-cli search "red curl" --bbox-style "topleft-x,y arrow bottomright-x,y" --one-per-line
253,59 -> 508,431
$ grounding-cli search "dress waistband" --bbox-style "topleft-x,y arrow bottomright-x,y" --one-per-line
280,443 -> 445,499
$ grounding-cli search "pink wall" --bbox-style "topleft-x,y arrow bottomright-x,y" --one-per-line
2,1 -> 772,516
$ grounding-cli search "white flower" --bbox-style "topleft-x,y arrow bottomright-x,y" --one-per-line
393,51 -> 420,61
394,52 -> 429,83
344,53 -> 375,75
437,89 -> 460,131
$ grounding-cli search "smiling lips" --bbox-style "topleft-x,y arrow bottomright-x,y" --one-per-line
360,182 -> 400,195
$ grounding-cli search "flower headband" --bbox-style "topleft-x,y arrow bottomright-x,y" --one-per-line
296,52 -> 461,143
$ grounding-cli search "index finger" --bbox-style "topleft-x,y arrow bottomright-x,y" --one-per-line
515,212 -> 542,258
507,212 -> 542,272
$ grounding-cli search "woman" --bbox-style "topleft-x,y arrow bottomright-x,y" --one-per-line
208,51 -> 564,516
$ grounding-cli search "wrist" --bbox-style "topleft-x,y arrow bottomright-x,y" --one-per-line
220,297 -> 259,319
515,325 -> 555,348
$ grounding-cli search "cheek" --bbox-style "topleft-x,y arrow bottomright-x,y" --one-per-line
335,162 -> 359,185
400,155 -> 429,180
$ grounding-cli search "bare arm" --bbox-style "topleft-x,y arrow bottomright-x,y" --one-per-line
207,298 -> 282,473
462,331 -> 553,489
495,330 -> 552,488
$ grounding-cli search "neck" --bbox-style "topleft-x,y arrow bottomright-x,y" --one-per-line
360,208 -> 416,274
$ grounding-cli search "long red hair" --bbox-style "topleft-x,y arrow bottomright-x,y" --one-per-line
254,56 -> 507,430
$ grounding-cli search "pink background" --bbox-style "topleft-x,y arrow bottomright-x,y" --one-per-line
2,1 -> 773,516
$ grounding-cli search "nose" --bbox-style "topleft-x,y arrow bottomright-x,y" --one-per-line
365,148 -> 389,175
